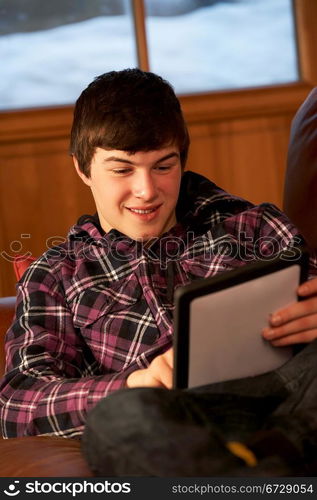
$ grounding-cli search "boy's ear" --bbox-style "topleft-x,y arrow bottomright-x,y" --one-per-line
73,156 -> 91,187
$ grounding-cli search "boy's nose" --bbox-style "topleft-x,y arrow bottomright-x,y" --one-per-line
133,175 -> 157,201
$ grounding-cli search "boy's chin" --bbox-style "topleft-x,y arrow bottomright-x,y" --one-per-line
132,234 -> 160,243
127,227 -> 163,242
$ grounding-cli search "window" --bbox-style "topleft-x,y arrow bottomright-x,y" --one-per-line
0,0 -> 298,110
0,0 -> 136,109
145,0 -> 298,94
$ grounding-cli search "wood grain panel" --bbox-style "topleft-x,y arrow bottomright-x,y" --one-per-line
186,113 -> 293,207
0,139 -> 95,296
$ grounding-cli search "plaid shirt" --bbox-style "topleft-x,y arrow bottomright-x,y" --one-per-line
0,172 -> 311,438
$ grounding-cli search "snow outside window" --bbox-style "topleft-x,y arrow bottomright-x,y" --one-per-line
145,0 -> 299,94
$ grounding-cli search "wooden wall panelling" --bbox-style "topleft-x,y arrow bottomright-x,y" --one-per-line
222,115 -> 294,206
0,138 -> 95,297
185,123 -> 228,183
186,112 -> 294,208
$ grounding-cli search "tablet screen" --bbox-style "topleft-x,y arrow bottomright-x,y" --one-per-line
188,264 -> 297,388
173,249 -> 309,389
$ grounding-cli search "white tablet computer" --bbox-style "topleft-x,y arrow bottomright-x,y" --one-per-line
173,249 -> 309,389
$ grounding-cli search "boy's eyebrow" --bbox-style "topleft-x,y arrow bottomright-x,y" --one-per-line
103,152 -> 180,165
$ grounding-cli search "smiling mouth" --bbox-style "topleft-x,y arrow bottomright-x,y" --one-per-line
126,204 -> 161,215
128,208 -> 157,214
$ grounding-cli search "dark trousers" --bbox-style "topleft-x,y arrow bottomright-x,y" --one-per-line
81,340 -> 317,476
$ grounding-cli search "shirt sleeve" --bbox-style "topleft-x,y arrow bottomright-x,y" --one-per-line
0,261 -> 135,438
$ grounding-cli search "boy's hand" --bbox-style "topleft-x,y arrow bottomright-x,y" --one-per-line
126,348 -> 173,389
262,277 -> 317,346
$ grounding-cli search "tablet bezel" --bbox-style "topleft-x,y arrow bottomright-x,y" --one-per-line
173,248 -> 309,389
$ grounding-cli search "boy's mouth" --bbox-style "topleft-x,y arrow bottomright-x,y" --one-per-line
128,207 -> 157,214
126,203 -> 161,212
126,204 -> 162,220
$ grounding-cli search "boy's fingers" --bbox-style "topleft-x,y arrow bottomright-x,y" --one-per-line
270,297 -> 317,326
163,348 -> 174,368
298,277 -> 317,296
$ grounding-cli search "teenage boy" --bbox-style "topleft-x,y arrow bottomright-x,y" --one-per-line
1,69 -> 317,475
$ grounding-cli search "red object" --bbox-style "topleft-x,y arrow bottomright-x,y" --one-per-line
13,254 -> 36,280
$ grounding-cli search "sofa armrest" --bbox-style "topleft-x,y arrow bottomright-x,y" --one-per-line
0,298 -> 93,478
0,436 -> 93,477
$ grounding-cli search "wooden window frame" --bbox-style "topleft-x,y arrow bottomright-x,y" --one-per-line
0,0 -> 316,142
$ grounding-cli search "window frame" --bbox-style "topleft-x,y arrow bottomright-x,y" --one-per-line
0,0 -> 315,142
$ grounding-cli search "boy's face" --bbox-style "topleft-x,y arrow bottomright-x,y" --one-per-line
74,145 -> 182,241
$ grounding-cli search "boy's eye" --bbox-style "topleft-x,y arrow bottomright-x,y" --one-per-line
155,165 -> 172,172
112,168 -> 132,175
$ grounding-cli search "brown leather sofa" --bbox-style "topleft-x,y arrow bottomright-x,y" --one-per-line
0,296 -> 93,477
283,87 -> 317,249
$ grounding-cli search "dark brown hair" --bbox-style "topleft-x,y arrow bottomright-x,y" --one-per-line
70,68 -> 190,176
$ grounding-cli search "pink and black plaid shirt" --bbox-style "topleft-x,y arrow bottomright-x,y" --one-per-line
0,172 -> 312,438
